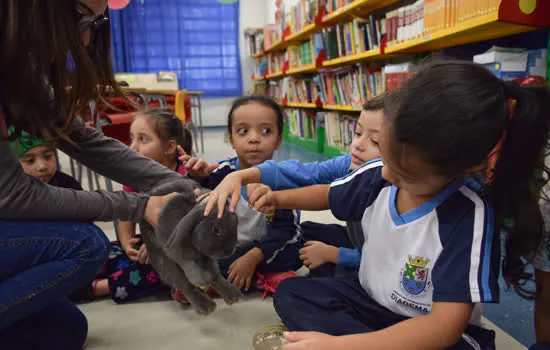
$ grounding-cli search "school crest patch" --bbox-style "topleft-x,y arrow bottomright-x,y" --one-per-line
401,255 -> 431,296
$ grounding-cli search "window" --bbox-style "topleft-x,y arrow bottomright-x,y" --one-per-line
110,0 -> 242,97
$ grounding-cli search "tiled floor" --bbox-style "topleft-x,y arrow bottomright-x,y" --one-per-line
63,128 -> 529,349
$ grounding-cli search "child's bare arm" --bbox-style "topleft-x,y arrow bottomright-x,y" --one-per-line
202,168 -> 263,217
118,221 -> 140,261
299,241 -> 339,269
283,302 -> 473,349
248,184 -> 330,212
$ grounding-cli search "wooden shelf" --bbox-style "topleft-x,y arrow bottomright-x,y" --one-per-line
324,104 -> 363,112
266,71 -> 284,79
287,64 -> 318,75
322,0 -> 400,24
323,49 -> 381,67
286,102 -> 318,109
285,24 -> 318,43
265,40 -> 287,52
385,13 -> 536,54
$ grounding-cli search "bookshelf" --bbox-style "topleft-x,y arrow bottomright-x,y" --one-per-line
245,0 -> 550,156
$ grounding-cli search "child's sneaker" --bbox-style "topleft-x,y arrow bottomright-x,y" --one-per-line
171,289 -> 191,305
255,271 -> 298,300
253,325 -> 288,350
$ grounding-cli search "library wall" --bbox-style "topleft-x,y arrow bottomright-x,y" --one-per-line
202,0 -> 269,127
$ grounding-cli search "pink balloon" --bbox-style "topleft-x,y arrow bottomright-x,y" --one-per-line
108,0 -> 131,10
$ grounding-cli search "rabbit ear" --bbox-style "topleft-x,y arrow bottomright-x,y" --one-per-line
163,206 -> 202,258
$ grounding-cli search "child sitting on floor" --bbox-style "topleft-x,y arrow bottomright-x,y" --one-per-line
198,94 -> 384,278
9,127 -> 82,191
207,60 -> 550,349
183,96 -> 303,293
81,109 -> 193,303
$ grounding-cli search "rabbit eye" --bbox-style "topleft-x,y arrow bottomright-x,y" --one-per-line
212,225 -> 220,235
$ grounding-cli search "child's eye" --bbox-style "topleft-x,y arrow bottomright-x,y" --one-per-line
371,139 -> 379,146
237,128 -> 247,135
262,128 -> 272,135
140,136 -> 148,143
355,131 -> 362,137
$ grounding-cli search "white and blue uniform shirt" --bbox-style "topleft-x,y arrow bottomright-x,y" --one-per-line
329,159 -> 500,325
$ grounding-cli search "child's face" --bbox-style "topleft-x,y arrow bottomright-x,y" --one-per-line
19,146 -> 57,183
229,103 -> 282,169
130,117 -> 174,166
379,123 -> 451,199
350,109 -> 383,171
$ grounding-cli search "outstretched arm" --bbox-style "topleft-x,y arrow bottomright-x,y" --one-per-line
283,302 -> 473,350
248,184 -> 330,212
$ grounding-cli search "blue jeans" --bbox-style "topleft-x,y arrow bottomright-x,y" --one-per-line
0,220 -> 110,349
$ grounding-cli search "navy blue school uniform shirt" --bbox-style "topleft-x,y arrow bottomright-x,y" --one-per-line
200,157 -> 302,265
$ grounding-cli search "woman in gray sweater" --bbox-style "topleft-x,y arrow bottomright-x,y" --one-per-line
0,1 -> 181,349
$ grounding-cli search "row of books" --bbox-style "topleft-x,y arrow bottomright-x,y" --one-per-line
264,24 -> 281,50
268,52 -> 285,76
325,0 -> 354,15
253,56 -> 268,79
245,31 -> 264,56
288,0 -> 321,34
258,61 -> 410,107
321,112 -> 357,148
286,108 -> 357,152
287,77 -> 320,104
287,109 -> 317,140
288,36 -> 322,69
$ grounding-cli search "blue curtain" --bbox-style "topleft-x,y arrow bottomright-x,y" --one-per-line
110,0 -> 242,97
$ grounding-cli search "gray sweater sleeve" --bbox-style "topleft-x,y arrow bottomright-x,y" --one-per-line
58,116 -> 182,192
0,116 -> 181,222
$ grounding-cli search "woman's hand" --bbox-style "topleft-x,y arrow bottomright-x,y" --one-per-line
201,172 -> 244,218
247,183 -> 279,214
144,193 -> 178,228
177,146 -> 218,178
282,332 -> 339,350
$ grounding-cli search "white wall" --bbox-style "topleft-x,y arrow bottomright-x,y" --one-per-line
201,0 -> 270,127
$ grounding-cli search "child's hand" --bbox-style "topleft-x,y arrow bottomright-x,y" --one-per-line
202,172 -> 244,218
177,146 -> 218,178
282,331 -> 338,350
123,237 -> 141,262
247,183 -> 279,214
228,248 -> 264,291
138,243 -> 150,265
299,241 -> 339,269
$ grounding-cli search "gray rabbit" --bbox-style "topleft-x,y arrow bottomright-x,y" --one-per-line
139,178 -> 242,315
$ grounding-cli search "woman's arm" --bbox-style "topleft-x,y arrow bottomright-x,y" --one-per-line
57,116 -> 181,192
0,138 -> 151,222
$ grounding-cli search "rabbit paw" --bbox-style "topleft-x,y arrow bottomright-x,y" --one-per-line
213,279 -> 243,305
186,289 -> 217,316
